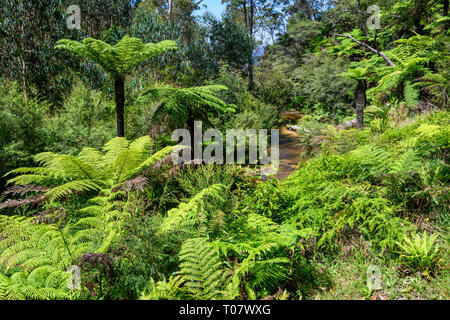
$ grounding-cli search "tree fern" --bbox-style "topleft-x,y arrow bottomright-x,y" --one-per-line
55,35 -> 178,136
2,136 -> 175,206
389,149 -> 420,174
159,184 -> 228,237
178,238 -> 229,300
139,84 -> 235,131
0,185 -> 133,299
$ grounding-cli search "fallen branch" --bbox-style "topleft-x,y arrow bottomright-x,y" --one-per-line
334,33 -> 396,67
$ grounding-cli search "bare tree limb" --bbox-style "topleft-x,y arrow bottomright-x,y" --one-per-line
334,33 -> 396,67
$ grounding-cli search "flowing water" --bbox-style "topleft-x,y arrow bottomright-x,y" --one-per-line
273,110 -> 304,180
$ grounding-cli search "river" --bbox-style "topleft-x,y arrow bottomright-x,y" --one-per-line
272,110 -> 304,179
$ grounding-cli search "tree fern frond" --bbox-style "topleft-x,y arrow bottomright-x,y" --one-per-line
44,180 -> 103,202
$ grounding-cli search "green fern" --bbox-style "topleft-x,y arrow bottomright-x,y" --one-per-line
159,184 -> 228,237
55,36 -> 178,78
141,238 -> 228,300
139,84 -> 235,129
397,232 -> 442,274
178,238 -> 229,300
3,136 -> 175,204
0,268 -> 71,300
389,149 -> 420,174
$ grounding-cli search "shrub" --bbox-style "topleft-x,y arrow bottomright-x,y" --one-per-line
397,232 -> 442,275
0,81 -> 50,191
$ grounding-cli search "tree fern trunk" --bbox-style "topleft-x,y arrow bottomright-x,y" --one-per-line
355,80 -> 367,128
114,76 -> 125,137
187,109 -> 196,161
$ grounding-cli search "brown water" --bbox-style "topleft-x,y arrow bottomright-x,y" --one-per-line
270,110 -> 304,180
273,126 -> 304,179
246,110 -> 305,180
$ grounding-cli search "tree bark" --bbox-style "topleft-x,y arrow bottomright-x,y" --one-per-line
248,61 -> 254,91
355,80 -> 367,128
114,76 -> 125,137
167,0 -> 172,19
333,33 -> 396,67
19,24 -> 27,99
357,0 -> 368,37
19,57 -> 27,99
248,0 -> 255,91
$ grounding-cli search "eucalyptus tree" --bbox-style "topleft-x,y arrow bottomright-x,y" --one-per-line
0,0 -> 70,102
207,13 -> 253,76
222,0 -> 290,90
130,5 -> 216,85
55,36 -> 178,137
73,0 -> 136,38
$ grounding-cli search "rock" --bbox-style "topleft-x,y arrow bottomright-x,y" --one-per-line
343,118 -> 357,128
287,125 -> 300,131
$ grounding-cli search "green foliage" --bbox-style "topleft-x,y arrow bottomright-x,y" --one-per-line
0,267 -> 71,300
235,179 -> 285,222
143,213 -> 312,300
0,207 -> 116,299
213,213 -> 312,299
55,36 -> 178,79
1,0 -> 449,302
0,0 -> 73,104
178,238 -> 229,300
207,13 -> 253,76
159,184 -> 229,238
228,94 -> 281,131
177,165 -> 238,197
139,84 -> 234,128
288,50 -> 354,118
106,214 -> 182,299
4,136 -> 174,203
0,81 -> 50,190
130,4 -> 217,85
46,83 -> 116,155
397,232 -> 442,274
141,237 -> 228,300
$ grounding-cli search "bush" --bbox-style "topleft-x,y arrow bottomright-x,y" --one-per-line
45,83 -> 116,155
397,232 -> 442,275
0,81 -> 50,191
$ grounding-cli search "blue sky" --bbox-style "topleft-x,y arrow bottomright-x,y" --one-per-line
196,0 -> 227,18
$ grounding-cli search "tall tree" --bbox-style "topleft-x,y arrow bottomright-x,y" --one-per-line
222,0 -> 259,90
207,13 -> 253,76
55,36 -> 178,137
130,4 -> 216,85
0,0 -> 71,102
74,0 -> 136,38
222,0 -> 290,89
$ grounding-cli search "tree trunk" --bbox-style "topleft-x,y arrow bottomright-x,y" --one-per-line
19,24 -> 27,99
355,80 -> 367,128
357,0 -> 368,37
114,76 -> 125,137
167,0 -> 172,19
245,0 -> 255,91
248,60 -> 254,91
186,109 -> 198,161
444,0 -> 449,16
19,57 -> 27,99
